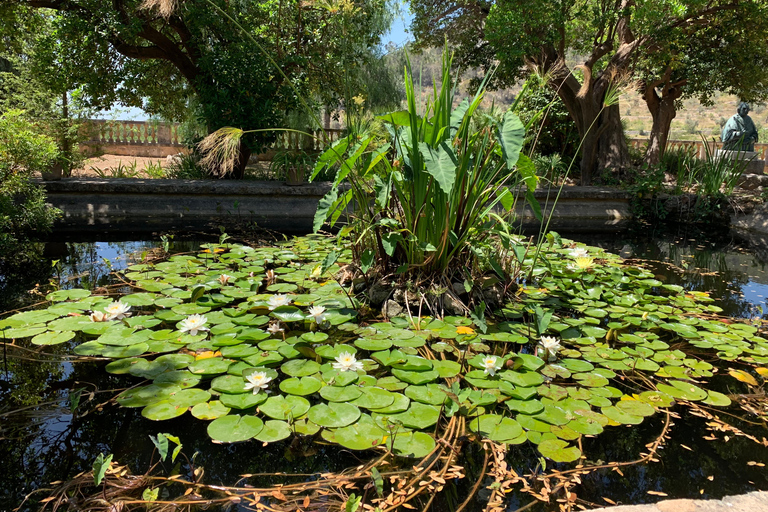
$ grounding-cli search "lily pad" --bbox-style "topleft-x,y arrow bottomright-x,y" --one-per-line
469,414 -> 524,443
191,401 -> 231,420
141,401 -> 188,421
280,376 -> 324,396
260,395 -> 311,420
537,438 -> 581,463
207,415 -> 264,443
333,414 -> 387,450
387,431 -> 436,458
254,420 -> 292,443
307,402 -> 361,428
656,381 -> 708,401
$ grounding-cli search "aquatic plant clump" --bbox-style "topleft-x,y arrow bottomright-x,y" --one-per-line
2,236 -> 767,470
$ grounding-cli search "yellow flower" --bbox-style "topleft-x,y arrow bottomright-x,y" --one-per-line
456,326 -> 475,335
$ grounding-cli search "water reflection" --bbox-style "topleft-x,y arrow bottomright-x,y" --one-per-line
574,230 -> 768,320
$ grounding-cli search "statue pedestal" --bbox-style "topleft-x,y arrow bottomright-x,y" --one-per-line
716,149 -> 765,174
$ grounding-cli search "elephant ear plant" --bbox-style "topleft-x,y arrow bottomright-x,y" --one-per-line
312,50 -> 540,281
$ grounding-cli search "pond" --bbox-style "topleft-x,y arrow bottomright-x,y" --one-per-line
1,228 -> 768,512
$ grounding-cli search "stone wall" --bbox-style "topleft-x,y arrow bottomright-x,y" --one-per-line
40,179 -> 632,235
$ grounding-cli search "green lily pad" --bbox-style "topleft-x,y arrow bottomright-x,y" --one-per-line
350,387 -> 396,409
188,357 -> 233,375
260,395 -> 311,420
505,398 -> 544,415
307,402 -> 361,428
601,406 -> 644,425
219,391 -> 268,410
537,438 -> 581,462
615,399 -> 655,417
333,414 -> 387,450
254,420 -> 292,443
281,359 -> 321,377
154,370 -> 202,388
355,337 -> 393,351
703,390 -> 732,407
211,374 -> 251,394
369,393 -> 411,414
391,369 -> 439,385
378,402 -> 439,430
469,414 -> 524,442
387,431 -> 435,458
191,401 -> 231,420
404,384 -> 447,406
207,415 -> 264,443
280,376 -> 323,396
320,385 -> 363,402
501,370 -> 545,388
31,331 -> 75,346
141,401 -> 188,421
656,381 -> 708,401
102,343 -> 149,358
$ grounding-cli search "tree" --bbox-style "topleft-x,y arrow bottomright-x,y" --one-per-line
637,3 -> 768,165
410,0 -> 759,184
7,0 -> 392,177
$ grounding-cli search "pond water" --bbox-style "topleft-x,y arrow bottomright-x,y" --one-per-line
2,229 -> 768,511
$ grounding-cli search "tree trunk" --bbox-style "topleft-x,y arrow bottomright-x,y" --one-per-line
230,142 -> 252,180
557,85 -> 629,185
642,78 -> 684,167
597,103 -> 629,174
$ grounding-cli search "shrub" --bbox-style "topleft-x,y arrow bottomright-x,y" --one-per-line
0,110 -> 61,253
313,50 -> 539,276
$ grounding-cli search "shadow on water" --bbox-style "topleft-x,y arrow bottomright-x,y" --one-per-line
2,227 -> 768,510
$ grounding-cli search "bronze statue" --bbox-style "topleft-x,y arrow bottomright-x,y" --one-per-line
721,102 -> 759,151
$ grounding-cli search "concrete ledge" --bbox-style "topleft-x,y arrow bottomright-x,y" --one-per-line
589,490 -> 768,512
40,179 -> 632,234
42,178 -> 333,234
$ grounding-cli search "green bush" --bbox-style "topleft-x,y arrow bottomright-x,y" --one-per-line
0,110 -> 61,252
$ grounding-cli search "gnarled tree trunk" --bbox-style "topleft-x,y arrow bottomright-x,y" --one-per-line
642,74 -> 685,166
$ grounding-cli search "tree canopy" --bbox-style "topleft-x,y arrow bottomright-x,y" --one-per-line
6,0 -> 393,173
411,0 -> 768,183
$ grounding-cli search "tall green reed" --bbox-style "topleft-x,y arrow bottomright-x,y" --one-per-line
312,50 -> 539,276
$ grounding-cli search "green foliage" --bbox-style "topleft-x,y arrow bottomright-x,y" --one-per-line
699,137 -> 749,197
516,79 -> 579,159
313,50 -> 537,275
0,110 -> 61,254
91,161 -> 141,179
164,153 -> 213,180
269,150 -> 316,183
3,234 -> 765,473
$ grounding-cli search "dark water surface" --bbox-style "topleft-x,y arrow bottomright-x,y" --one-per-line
2,229 -> 768,511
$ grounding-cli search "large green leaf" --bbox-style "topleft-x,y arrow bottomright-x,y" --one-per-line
498,111 -> 525,172
418,141 -> 457,195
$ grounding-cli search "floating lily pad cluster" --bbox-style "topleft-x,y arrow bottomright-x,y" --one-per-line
1,235 -> 764,462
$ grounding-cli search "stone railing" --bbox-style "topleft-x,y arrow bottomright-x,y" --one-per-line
628,138 -> 768,162
81,120 -> 346,159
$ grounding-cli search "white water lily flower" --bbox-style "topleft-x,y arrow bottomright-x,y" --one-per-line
539,336 -> 561,361
308,305 -> 326,324
104,301 -> 131,320
267,322 -> 284,335
218,274 -> 233,285
332,352 -> 364,372
481,355 -> 502,376
89,311 -> 107,322
179,314 -> 209,336
267,294 -> 291,310
570,247 -> 590,259
243,371 -> 272,394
